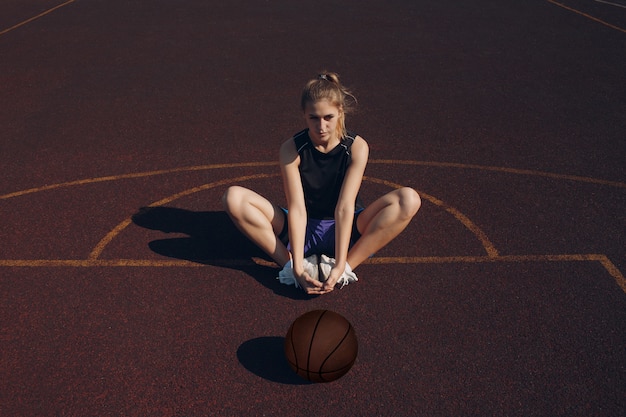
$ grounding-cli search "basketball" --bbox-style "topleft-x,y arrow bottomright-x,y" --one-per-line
284,309 -> 358,383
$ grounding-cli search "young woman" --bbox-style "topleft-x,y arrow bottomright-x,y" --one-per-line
223,72 -> 420,295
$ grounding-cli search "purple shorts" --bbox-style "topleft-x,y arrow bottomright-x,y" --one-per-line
278,208 -> 363,257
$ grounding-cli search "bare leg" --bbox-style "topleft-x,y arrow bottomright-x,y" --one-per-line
347,187 -> 421,269
222,186 -> 291,267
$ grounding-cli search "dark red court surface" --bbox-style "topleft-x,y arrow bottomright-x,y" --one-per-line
1,0 -> 625,416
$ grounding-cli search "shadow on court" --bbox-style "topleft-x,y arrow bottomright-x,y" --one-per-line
131,207 -> 268,260
237,336 -> 312,385
131,206 -> 312,300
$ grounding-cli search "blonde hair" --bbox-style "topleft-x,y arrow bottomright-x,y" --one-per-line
300,72 -> 357,139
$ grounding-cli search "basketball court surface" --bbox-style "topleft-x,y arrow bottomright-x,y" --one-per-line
1,0 -> 625,415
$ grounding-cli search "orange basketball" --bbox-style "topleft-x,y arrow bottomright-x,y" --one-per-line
284,309 -> 358,383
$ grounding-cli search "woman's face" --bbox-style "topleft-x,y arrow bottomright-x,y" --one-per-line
303,99 -> 342,146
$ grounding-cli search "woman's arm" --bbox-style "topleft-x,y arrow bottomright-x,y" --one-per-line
325,135 -> 369,289
279,139 -> 325,294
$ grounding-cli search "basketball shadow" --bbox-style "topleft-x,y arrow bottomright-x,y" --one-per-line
131,206 -> 312,299
237,337 -> 312,385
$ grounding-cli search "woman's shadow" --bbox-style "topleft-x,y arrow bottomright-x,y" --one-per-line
131,206 -> 310,299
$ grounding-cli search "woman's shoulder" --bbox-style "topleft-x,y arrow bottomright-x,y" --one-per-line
348,133 -> 368,160
344,130 -> 367,142
280,129 -> 308,149
343,131 -> 368,149
280,130 -> 311,165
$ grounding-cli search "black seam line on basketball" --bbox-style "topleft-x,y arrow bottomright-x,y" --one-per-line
318,360 -> 356,374
308,310 -> 327,382
318,324 -> 353,381
317,361 -> 356,383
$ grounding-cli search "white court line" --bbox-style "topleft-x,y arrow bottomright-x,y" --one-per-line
594,0 -> 626,9
547,0 -> 626,33
0,0 -> 76,36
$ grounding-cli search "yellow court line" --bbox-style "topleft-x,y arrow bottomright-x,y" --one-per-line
0,259 -> 252,267
88,173 -> 279,260
371,160 -> 626,189
546,0 -> 626,34
0,254 -> 606,267
364,176 -> 499,257
0,162 -> 278,200
1,254 -> 624,294
2,160 -> 624,201
2,161 -> 623,290
88,175 -> 498,260
371,254 -> 626,294
0,0 -> 76,36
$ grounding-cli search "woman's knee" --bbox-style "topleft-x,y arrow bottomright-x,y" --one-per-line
222,185 -> 247,214
398,187 -> 421,219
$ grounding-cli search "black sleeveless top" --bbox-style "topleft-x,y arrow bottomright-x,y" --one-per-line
292,129 -> 364,219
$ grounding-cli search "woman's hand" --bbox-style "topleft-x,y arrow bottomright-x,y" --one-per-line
322,267 -> 343,292
294,269 -> 327,295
